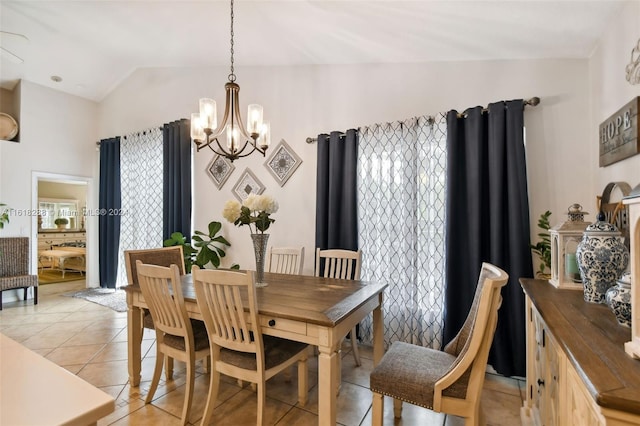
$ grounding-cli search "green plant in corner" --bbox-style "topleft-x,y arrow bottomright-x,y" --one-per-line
530,210 -> 552,278
164,220 -> 239,273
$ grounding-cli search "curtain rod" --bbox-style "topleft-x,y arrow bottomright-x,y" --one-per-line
456,96 -> 540,119
305,97 -> 540,144
96,126 -> 163,146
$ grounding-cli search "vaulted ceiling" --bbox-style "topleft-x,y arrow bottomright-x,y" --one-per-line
0,1 -> 627,102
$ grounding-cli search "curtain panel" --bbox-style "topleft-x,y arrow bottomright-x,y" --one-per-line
315,129 -> 359,253
116,128 -> 164,287
98,137 -> 121,289
163,119 -> 192,240
357,115 -> 448,349
444,100 -> 533,377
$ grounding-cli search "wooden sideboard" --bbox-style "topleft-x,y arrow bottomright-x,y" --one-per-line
37,231 -> 85,251
521,278 -> 640,425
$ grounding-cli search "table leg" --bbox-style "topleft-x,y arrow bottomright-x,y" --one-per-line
127,296 -> 142,387
318,345 -> 339,426
373,293 -> 384,366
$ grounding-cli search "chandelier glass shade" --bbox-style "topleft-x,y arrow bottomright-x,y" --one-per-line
191,0 -> 269,162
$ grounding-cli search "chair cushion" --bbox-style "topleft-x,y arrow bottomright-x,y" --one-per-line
0,275 -> 38,291
163,320 -> 210,351
370,341 -> 469,409
142,309 -> 154,329
219,336 -> 308,371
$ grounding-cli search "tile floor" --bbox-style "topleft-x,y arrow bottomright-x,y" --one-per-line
0,280 -> 525,425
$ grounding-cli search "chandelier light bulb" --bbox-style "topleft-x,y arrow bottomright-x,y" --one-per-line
190,113 -> 205,141
247,104 -> 263,135
260,122 -> 271,149
199,98 -> 217,130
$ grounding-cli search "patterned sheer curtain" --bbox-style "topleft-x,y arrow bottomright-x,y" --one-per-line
357,114 -> 447,349
116,127 -> 164,287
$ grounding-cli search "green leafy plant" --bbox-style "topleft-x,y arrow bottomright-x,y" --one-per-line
530,210 -> 552,277
164,220 -> 239,273
54,217 -> 69,225
0,203 -> 8,229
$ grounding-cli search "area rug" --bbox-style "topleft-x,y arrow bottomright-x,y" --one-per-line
38,269 -> 85,284
64,288 -> 127,312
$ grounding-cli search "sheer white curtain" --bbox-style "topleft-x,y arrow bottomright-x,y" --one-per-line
357,114 -> 447,349
116,127 -> 164,287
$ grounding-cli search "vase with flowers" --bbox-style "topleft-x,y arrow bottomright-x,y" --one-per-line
223,194 -> 278,287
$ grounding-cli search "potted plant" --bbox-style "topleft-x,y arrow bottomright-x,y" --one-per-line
531,210 -> 552,278
163,220 -> 239,272
54,217 -> 69,230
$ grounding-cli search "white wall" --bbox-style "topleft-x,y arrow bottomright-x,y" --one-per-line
100,59 -> 592,274
590,1 -> 640,198
0,80 -> 99,291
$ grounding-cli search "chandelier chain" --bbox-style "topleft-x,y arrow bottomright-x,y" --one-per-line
229,0 -> 236,82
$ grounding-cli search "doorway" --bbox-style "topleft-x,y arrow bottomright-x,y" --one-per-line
31,172 -> 95,287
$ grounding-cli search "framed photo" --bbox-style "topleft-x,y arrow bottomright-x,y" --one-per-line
205,154 -> 235,189
232,168 -> 265,202
264,139 -> 302,187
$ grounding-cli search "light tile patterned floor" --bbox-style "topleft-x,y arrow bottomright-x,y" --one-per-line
0,281 -> 525,425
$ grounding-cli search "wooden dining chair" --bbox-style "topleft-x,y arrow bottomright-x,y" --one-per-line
315,248 -> 363,366
193,266 -> 309,426
136,261 -> 210,426
369,262 -> 509,426
266,246 -> 305,275
124,246 -> 185,378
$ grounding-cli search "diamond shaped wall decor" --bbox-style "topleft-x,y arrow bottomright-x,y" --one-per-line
264,139 -> 302,187
205,154 -> 235,189
232,168 -> 265,202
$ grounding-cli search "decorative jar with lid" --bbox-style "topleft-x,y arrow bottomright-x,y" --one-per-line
606,272 -> 632,327
576,213 -> 629,304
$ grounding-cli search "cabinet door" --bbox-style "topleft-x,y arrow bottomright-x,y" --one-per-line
567,363 -> 603,426
544,333 -> 561,426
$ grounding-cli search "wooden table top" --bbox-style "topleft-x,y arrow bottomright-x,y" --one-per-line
521,278 -> 640,415
125,271 -> 387,328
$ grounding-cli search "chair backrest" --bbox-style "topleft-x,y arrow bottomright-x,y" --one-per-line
135,261 -> 193,341
124,246 -> 185,286
192,266 -> 263,358
315,248 -> 361,280
0,237 -> 30,277
434,262 -> 508,407
266,246 -> 305,275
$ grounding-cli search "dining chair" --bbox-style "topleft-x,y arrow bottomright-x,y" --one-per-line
266,246 -> 305,275
315,248 -> 362,366
124,246 -> 186,378
193,266 -> 309,426
136,261 -> 210,426
369,262 -> 509,426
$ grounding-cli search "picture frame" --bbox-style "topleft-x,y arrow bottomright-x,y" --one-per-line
205,154 -> 235,189
264,139 -> 303,187
232,168 -> 265,202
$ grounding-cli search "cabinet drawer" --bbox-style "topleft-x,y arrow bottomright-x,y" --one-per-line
260,317 -> 307,335
567,363 -> 603,426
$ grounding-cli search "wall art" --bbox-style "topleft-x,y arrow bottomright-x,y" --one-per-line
205,154 -> 235,189
626,38 -> 640,85
232,168 -> 265,202
264,139 -> 303,187
599,96 -> 639,167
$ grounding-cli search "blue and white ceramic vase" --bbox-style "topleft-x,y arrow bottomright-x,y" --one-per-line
605,272 -> 632,327
576,217 -> 629,304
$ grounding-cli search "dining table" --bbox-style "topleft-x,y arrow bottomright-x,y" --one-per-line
124,270 -> 387,426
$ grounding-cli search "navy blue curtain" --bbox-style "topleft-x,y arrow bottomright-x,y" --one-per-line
99,137 -> 121,289
315,129 -> 359,252
444,100 -> 533,377
163,119 -> 192,240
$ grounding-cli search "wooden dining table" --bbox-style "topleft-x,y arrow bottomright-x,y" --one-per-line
124,271 -> 387,426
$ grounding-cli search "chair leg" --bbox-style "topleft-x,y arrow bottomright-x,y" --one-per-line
23,287 -> 28,301
165,357 -> 174,380
257,379 -> 266,426
145,351 -> 164,403
1,291 -> 3,310
33,286 -> 37,305
297,352 -> 308,407
180,356 -> 195,426
201,369 -> 220,426
372,392 -> 384,426
350,326 -> 361,366
393,398 -> 403,418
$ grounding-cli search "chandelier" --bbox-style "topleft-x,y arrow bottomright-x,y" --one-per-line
190,0 -> 269,162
